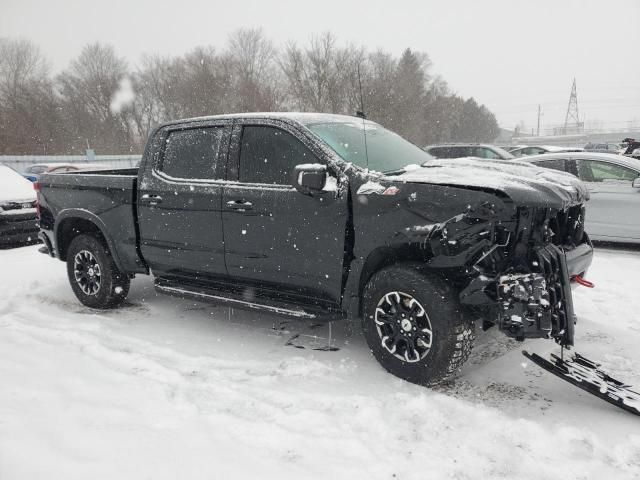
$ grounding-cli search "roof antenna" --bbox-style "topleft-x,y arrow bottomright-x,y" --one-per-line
356,63 -> 369,170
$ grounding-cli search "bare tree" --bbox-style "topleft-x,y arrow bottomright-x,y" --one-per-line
280,32 -> 352,113
0,33 -> 501,154
58,43 -> 135,153
0,38 -> 64,154
226,28 -> 280,111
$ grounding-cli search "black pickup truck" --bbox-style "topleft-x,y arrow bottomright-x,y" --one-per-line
36,113 -> 594,385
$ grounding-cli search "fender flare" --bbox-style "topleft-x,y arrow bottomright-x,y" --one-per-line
54,208 -> 127,273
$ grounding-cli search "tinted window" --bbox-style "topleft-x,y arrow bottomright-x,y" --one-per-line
578,160 -> 639,182
531,147 -> 545,155
534,158 -> 566,172
161,127 -> 224,180
427,147 -> 446,158
428,147 -> 470,158
239,126 -> 317,185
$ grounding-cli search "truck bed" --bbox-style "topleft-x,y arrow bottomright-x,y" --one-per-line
37,168 -> 145,273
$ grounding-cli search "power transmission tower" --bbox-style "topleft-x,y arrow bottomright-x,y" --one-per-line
563,78 -> 582,134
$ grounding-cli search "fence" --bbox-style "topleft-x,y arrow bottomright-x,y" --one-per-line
0,154 -> 142,172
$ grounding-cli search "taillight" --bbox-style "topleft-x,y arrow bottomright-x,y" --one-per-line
33,181 -> 40,192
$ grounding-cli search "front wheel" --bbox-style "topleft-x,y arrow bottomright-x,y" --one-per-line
362,265 -> 475,385
66,233 -> 130,309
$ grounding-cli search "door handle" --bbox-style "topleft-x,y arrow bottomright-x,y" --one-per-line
141,194 -> 163,205
226,200 -> 253,211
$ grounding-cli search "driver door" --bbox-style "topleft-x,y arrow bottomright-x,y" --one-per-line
222,120 -> 349,302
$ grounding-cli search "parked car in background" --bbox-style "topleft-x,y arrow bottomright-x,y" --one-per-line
0,165 -> 38,246
22,163 -> 109,182
583,142 -> 621,154
423,143 -> 515,160
621,139 -> 640,160
509,145 -> 583,157
520,152 -> 640,244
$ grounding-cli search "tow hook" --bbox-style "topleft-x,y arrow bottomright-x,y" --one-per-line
572,275 -> 595,288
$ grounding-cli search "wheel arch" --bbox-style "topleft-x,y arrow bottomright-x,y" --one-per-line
356,244 -> 432,317
54,210 -> 126,272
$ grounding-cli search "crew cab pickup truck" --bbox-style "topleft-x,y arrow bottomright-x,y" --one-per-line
36,113 -> 594,385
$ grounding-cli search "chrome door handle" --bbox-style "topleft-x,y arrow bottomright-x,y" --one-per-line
141,194 -> 163,205
226,200 -> 253,211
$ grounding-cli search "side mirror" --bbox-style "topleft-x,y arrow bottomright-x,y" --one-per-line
293,163 -> 327,194
633,177 -> 640,188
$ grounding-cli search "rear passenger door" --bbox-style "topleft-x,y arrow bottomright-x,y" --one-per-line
138,121 -> 232,278
222,120 -> 348,303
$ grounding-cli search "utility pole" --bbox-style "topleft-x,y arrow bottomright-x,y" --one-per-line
537,104 -> 541,136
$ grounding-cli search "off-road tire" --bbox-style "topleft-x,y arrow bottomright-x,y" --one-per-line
66,233 -> 130,309
362,264 -> 475,385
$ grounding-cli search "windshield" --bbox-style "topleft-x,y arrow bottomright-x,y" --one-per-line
306,120 -> 433,173
490,146 -> 516,159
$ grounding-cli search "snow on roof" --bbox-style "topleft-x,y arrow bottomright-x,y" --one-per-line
160,112 -> 378,128
0,165 -> 36,202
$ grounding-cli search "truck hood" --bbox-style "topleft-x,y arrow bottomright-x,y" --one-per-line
392,158 -> 589,209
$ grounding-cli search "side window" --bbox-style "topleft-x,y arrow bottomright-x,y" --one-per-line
459,147 -> 473,157
474,147 -> 500,159
578,160 -> 639,183
239,126 -> 318,185
427,147 -> 445,158
161,127 -> 224,180
534,158 -> 566,172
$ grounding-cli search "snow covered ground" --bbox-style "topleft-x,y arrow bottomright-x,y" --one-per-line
1,244 -> 639,479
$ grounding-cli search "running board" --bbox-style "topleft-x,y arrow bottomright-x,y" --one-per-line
523,350 -> 640,416
154,279 -> 337,320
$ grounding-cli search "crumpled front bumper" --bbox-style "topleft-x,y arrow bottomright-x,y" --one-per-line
497,239 -> 594,347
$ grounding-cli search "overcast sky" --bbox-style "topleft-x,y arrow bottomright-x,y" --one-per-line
2,0 -> 638,131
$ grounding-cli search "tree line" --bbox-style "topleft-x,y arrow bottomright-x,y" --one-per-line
0,30 -> 499,155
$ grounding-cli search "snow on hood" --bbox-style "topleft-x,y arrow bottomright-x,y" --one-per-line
0,166 -> 36,203
394,158 -> 588,209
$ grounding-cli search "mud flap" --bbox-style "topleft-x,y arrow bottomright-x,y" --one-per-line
523,350 -> 640,416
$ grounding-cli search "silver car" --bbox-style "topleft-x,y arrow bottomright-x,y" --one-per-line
520,152 -> 640,244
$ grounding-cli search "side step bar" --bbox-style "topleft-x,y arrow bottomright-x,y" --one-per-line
523,350 -> 640,416
155,278 -> 340,320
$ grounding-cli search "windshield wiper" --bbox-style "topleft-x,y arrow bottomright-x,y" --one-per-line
383,168 -> 408,176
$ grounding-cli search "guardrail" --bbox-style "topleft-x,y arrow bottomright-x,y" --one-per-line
0,155 -> 142,172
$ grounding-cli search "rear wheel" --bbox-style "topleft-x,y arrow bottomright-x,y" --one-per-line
66,233 -> 130,309
362,264 -> 474,385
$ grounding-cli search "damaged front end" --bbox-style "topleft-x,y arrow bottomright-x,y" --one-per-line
426,201 -> 590,348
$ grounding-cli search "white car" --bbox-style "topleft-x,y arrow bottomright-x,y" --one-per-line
521,152 -> 640,243
0,165 -> 39,245
509,145 -> 583,157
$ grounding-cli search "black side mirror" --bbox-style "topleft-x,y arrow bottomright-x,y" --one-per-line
293,164 -> 327,194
